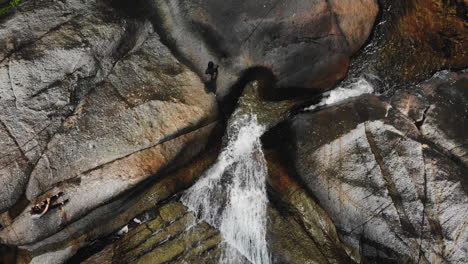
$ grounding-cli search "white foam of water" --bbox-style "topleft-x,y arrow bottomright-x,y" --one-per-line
181,114 -> 270,264
305,77 -> 374,111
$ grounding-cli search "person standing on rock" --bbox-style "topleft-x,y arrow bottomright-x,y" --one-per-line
205,61 -> 219,81
205,61 -> 219,94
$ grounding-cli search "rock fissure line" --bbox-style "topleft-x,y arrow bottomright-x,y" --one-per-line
240,0 -> 283,46
324,0 -> 351,52
125,217 -> 203,263
0,118 -> 28,162
159,231 -> 221,264
28,68 -> 81,100
410,134 -> 468,171
415,105 -> 431,130
347,202 -> 393,235
0,14 -> 81,64
6,59 -> 18,109
78,119 -> 217,178
294,216 -> 333,264
364,122 -> 418,236
417,149 -> 429,263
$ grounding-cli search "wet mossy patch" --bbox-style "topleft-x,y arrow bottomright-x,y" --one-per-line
0,0 -> 22,17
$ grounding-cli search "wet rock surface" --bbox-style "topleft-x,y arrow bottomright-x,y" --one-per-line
349,0 -> 468,91
0,0 -> 467,264
82,201 -> 223,264
288,72 -> 468,263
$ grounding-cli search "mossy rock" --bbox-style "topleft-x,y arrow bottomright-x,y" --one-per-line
0,0 -> 22,17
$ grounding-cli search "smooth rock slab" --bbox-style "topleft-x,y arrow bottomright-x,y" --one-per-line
0,0 -> 151,213
147,0 -> 378,96
0,1 -> 217,248
290,95 -> 468,263
418,71 -> 468,166
26,32 -> 217,200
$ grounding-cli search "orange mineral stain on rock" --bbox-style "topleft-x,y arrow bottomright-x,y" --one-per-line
377,0 -> 467,83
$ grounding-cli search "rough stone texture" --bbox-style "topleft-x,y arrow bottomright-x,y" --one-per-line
349,0 -> 468,90
391,71 -> 468,166
70,148 -> 360,264
418,71 -> 468,166
11,139 -> 221,263
147,0 -> 378,96
29,245 -> 78,264
265,150 -> 360,264
25,32 -> 217,200
0,0 -> 153,212
0,0 -> 217,250
289,74 -> 468,263
83,202 -> 223,264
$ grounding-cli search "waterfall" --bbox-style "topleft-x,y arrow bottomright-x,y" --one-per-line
304,77 -> 374,111
181,114 -> 270,264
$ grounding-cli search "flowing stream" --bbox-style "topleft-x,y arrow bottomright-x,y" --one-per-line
181,77 -> 374,264
181,113 -> 270,264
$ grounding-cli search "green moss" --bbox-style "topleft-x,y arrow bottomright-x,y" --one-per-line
0,0 -> 22,17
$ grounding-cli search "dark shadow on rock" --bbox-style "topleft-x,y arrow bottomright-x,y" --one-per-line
218,66 -> 276,122
65,123 -> 223,263
218,66 -> 327,123
0,244 -> 17,264
261,121 -> 323,208
107,0 -> 151,20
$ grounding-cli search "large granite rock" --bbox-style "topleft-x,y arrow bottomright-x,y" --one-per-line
147,0 -> 378,96
418,71 -> 468,166
265,150 -> 360,264
288,72 -> 468,263
0,0 -> 151,213
59,148 -> 360,264
0,0 -> 217,249
5,131 -> 222,263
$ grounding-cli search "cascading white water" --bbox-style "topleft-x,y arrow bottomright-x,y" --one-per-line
181,114 -> 270,264
304,77 -> 375,111
181,77 -> 374,264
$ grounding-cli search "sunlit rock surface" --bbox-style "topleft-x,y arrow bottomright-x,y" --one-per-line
0,0 -> 467,263
0,0 -> 140,213
288,72 -> 468,263
0,0 -> 217,248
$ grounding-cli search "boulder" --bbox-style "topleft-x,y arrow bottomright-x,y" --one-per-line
418,71 -> 468,166
265,150 -> 360,264
288,73 -> 468,263
25,33 -> 217,200
0,0 -> 152,213
146,0 -> 378,96
391,71 -> 468,165
0,0 -> 217,248
58,148 -> 361,264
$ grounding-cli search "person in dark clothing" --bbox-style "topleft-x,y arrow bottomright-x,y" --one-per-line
205,61 -> 219,81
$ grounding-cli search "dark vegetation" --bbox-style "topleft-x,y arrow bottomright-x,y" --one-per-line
0,0 -> 21,17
